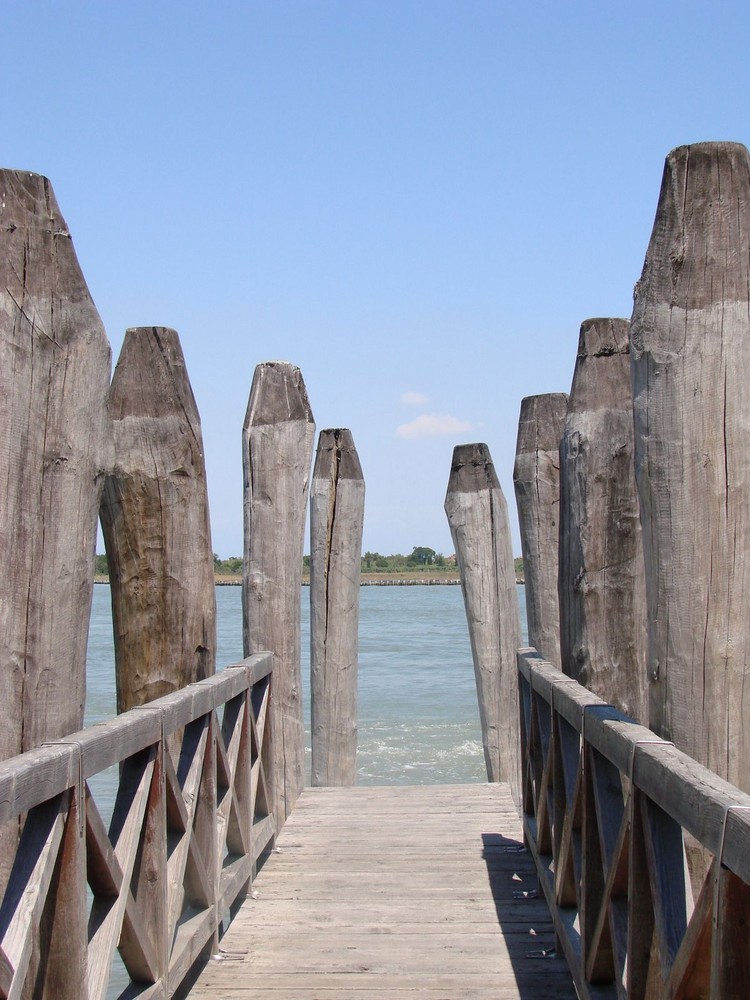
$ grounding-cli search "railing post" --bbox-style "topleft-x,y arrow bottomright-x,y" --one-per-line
127,707 -> 168,998
196,712 -> 220,960
37,746 -> 87,1000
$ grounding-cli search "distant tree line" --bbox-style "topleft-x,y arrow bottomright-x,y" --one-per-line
95,547 -> 460,579
360,547 -> 451,572
214,554 -> 242,575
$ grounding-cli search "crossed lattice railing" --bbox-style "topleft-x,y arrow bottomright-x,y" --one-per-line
0,652 -> 275,1000
518,648 -> 750,1000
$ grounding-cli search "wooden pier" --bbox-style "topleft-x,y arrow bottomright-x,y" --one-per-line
190,783 -> 576,999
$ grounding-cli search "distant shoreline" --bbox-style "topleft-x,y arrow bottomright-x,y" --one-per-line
95,572 -> 526,587
95,573 -> 463,587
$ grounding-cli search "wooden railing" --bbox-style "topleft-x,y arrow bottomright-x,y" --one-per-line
518,647 -> 750,1000
0,652 -> 275,1000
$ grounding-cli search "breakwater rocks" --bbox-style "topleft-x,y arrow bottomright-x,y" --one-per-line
358,577 -> 459,586
97,575 -> 531,587
219,577 -> 461,587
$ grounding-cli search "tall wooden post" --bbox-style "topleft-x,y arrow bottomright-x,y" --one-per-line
243,361 -> 315,822
631,142 -> 750,789
0,171 -> 111,756
309,428 -> 364,787
0,170 -> 111,994
445,443 -> 521,799
558,318 -> 647,723
100,327 -> 217,712
513,392 -> 568,666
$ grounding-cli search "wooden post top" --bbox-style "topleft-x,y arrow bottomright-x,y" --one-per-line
244,361 -> 313,427
568,318 -> 630,412
313,428 -> 364,482
109,326 -> 200,424
447,443 -> 500,494
634,141 -> 750,319
0,169 -> 109,347
1,169 -> 63,225
516,393 -> 569,455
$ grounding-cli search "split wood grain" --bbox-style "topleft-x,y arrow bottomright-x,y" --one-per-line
243,362 -> 315,823
445,444 -> 521,799
310,428 -> 364,787
513,393 -> 567,668
0,170 -> 111,758
631,141 -> 750,792
558,318 -> 647,723
100,326 -> 216,712
0,172 -> 111,989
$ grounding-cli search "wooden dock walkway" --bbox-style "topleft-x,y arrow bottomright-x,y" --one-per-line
190,783 -> 576,999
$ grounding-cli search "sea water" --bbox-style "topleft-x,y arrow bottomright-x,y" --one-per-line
86,583 -> 528,784
85,583 -> 528,995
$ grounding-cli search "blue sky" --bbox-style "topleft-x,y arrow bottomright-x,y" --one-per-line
4,2 -> 748,556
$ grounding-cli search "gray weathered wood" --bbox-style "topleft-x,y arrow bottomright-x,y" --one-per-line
631,141 -> 750,792
100,326 -> 216,713
445,443 -> 521,798
310,428 -> 364,787
189,784 -> 577,1000
519,643 -> 750,1000
513,393 -> 568,667
558,318 -> 647,723
0,171 -> 111,925
0,657 -> 275,999
243,361 -> 315,822
0,170 -> 111,757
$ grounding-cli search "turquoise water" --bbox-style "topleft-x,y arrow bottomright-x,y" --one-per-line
86,583 -> 528,785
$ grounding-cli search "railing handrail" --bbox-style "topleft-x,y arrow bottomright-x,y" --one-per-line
0,651 -> 275,1000
518,646 -> 750,999
0,653 -> 273,817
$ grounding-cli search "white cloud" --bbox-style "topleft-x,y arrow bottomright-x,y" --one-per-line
400,391 -> 429,406
396,413 -> 473,440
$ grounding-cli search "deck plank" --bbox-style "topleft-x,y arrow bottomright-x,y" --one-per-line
189,784 -> 576,998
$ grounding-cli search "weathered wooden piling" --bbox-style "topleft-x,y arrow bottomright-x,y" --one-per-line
445,443 -> 521,797
100,326 -> 216,712
0,171 -> 111,758
0,170 -> 111,993
309,428 -> 365,787
631,142 -> 750,790
243,361 -> 315,822
513,393 -> 568,667
558,318 -> 647,722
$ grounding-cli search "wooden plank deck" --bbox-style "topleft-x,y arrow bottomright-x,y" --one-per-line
189,783 -> 577,999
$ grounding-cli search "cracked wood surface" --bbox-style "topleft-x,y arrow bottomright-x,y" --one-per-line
100,326 -> 216,712
631,141 -> 750,791
445,444 -> 521,797
309,428 -> 364,787
558,317 -> 647,723
243,361 -> 315,822
189,784 -> 576,999
513,392 -> 568,668
0,173 -> 111,988
0,170 -> 111,761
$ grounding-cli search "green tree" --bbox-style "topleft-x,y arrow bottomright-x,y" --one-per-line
406,546 -> 437,566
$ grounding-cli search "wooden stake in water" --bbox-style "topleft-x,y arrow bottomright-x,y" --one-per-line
0,169 -> 111,994
632,142 -> 750,789
243,361 -> 315,822
513,392 -> 568,667
310,428 -> 365,786
558,317 -> 647,723
445,443 -> 521,799
100,326 -> 217,712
